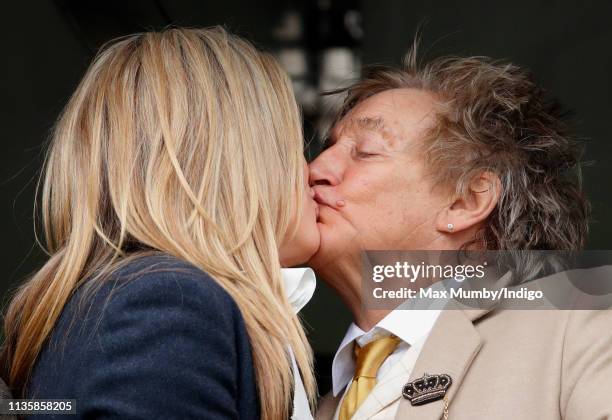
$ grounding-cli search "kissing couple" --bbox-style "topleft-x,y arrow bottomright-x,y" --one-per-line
2,27 -> 611,420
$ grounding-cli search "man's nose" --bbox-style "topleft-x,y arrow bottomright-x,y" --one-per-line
308,150 -> 343,187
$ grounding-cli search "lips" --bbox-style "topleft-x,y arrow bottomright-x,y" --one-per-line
313,189 -> 339,210
313,190 -> 329,207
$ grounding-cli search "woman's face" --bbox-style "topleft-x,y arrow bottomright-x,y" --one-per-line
279,159 -> 321,267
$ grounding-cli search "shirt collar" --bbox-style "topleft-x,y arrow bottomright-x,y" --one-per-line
331,308 -> 442,396
281,268 -> 316,313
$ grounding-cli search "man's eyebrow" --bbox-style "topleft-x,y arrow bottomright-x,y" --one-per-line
355,116 -> 384,131
321,116 -> 393,150
352,116 -> 394,140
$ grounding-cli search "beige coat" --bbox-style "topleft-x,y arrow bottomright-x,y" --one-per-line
316,268 -> 612,419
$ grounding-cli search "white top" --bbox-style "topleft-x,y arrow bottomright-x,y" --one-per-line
281,268 -> 317,420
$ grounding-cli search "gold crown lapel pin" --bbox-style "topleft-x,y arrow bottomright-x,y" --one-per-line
402,373 -> 452,406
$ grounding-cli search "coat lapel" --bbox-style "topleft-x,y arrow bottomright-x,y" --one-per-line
352,306 -> 497,419
351,343 -> 422,419
393,270 -> 513,419
393,306 -> 490,419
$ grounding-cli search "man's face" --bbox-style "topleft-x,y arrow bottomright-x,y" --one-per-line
309,88 -> 451,268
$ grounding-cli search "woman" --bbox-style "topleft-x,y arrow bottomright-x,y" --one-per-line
0,27 -> 320,419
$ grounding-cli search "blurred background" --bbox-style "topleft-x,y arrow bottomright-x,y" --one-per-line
1,0 -> 611,394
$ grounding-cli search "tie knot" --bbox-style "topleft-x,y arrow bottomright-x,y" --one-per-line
353,335 -> 401,379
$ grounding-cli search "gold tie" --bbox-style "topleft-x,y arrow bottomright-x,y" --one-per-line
338,335 -> 401,420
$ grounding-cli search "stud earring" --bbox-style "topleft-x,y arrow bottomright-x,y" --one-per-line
447,223 -> 454,232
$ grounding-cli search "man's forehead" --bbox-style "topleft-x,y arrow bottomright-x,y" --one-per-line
331,88 -> 438,141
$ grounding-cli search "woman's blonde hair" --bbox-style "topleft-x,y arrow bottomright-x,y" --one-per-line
0,26 -> 315,418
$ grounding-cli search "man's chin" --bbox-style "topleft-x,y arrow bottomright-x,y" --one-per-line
305,246 -> 333,272
306,238 -> 362,276
308,214 -> 363,271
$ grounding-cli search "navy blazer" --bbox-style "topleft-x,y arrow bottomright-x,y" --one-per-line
26,254 -> 260,419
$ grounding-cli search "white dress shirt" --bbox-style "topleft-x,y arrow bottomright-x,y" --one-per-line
282,268 -> 317,420
331,308 -> 442,419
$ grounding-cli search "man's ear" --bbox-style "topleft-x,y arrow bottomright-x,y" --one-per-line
436,171 -> 501,234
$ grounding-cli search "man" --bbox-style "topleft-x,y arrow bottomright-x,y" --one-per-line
309,49 -> 612,419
